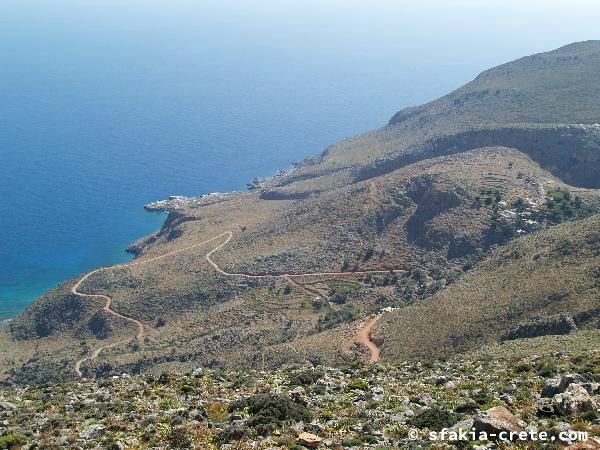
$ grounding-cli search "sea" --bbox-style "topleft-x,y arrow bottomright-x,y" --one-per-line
0,0 -> 596,321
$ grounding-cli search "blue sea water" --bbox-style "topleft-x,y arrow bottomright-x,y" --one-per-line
0,0 -> 598,320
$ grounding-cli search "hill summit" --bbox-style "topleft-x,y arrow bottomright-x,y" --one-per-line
390,40 -> 600,127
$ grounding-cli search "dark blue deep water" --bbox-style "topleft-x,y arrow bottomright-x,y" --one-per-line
0,0 -> 597,320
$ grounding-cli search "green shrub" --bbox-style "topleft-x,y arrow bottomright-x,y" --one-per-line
342,437 -> 363,446
536,361 -> 558,378
290,369 -> 323,386
166,427 -> 192,449
331,292 -> 348,305
316,306 -> 358,332
407,407 -> 462,431
345,378 -> 370,392
341,257 -> 350,271
179,384 -> 194,395
213,425 -> 251,445
230,393 -> 312,435
581,410 -> 599,422
543,188 -> 596,224
514,362 -> 531,373
472,390 -> 495,406
0,435 -> 28,449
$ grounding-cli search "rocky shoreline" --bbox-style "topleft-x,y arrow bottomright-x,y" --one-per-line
143,167 -> 298,213
144,193 -> 234,213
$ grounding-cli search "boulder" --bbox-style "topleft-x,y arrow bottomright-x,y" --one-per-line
80,424 -> 106,440
542,374 -> 589,398
559,374 -> 589,392
580,383 -> 599,395
0,402 -> 16,412
473,406 -> 525,436
297,431 -> 322,448
541,379 -> 561,398
450,417 -> 474,433
553,384 -> 597,415
289,386 -> 309,405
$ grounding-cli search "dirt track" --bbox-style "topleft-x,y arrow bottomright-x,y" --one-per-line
356,315 -> 382,364
73,231 -> 395,376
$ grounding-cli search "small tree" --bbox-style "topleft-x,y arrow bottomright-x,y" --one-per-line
331,292 -> 348,304
341,257 -> 350,272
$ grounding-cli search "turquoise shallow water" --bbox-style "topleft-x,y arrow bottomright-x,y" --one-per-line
0,0 -> 597,320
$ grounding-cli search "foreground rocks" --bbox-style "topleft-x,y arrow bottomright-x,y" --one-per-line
473,406 -> 525,435
554,384 -> 598,416
0,351 -> 598,449
297,431 -> 322,448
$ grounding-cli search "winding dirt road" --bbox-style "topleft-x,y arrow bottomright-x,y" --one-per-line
73,231 -> 398,376
356,315 -> 382,364
72,233 -> 231,377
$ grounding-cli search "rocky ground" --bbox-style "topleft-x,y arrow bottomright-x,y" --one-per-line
0,351 -> 599,449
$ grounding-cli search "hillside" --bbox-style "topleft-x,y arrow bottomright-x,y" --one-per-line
1,41 -> 600,385
372,214 -> 600,361
390,40 -> 600,128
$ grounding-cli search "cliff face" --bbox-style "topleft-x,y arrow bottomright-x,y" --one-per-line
356,125 -> 600,188
3,41 -> 600,384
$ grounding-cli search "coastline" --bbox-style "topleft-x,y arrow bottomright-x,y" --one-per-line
1,164 -> 300,322
0,210 -> 167,323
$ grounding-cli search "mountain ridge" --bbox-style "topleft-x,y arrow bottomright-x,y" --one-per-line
390,40 -> 600,128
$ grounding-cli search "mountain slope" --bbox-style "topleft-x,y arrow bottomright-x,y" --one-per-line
2,41 -> 600,383
372,214 -> 600,361
390,40 -> 600,127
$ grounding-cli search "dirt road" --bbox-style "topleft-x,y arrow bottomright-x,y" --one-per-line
73,231 -> 393,376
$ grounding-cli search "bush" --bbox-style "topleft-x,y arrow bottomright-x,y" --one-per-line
0,435 -> 28,449
342,438 -> 363,447
180,382 -> 195,392
213,425 -> 251,445
316,306 -> 358,332
543,188 -> 595,224
535,361 -> 558,378
341,257 -> 350,272
407,407 -> 462,431
291,369 -> 323,386
166,427 -> 192,449
230,393 -> 312,435
581,410 -> 599,422
345,378 -> 370,392
512,197 -> 526,211
472,390 -> 495,406
331,292 -> 348,305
